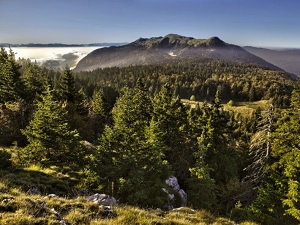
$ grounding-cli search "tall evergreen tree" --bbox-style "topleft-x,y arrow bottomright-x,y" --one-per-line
21,87 -> 86,168
59,66 -> 77,102
191,92 -> 240,212
0,48 -> 26,103
98,81 -> 170,207
21,62 -> 47,101
150,84 -> 192,188
269,81 -> 300,221
58,66 -> 90,140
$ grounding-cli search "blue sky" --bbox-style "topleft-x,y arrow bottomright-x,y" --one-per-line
0,0 -> 299,48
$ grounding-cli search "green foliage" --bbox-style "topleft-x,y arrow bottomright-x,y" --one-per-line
75,59 -> 294,105
268,81 -> 300,221
0,48 -> 26,103
150,84 -> 192,186
0,100 -> 31,146
0,148 -> 12,169
21,61 -> 48,101
21,87 -> 86,168
98,82 -> 170,207
59,66 -> 77,102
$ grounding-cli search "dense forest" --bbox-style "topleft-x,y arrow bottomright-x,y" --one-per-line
75,59 -> 294,107
1,47 -> 300,224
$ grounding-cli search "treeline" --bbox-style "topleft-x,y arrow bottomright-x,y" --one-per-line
1,48 -> 300,224
75,59 -> 294,107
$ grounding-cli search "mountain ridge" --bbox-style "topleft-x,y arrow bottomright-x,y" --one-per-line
243,46 -> 300,76
74,34 -> 283,72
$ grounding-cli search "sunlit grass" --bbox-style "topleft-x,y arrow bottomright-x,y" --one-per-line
182,99 -> 270,117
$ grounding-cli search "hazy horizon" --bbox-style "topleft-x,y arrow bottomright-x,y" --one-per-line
6,46 -> 102,69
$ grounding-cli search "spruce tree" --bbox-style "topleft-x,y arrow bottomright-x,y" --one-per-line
269,81 -> 300,221
0,48 -> 26,103
58,66 -> 90,140
98,81 -> 170,207
150,84 -> 192,188
21,87 -> 85,168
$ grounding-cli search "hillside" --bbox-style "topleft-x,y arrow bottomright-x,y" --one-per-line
244,46 -> 300,76
74,34 -> 283,72
0,164 -> 256,225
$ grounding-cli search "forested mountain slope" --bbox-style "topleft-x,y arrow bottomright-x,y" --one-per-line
75,59 -> 295,106
74,34 -> 283,72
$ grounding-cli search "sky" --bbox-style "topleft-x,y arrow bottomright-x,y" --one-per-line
0,0 -> 300,48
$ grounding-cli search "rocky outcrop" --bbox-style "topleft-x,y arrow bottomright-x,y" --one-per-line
163,176 -> 187,210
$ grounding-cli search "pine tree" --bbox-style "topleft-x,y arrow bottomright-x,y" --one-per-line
58,66 -> 90,140
190,92 -> 239,212
21,61 -> 47,101
98,82 -> 170,207
150,84 -> 192,188
59,66 -> 77,102
0,48 -> 26,103
21,87 -> 86,168
269,81 -> 300,221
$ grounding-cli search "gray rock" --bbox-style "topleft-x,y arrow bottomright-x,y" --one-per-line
88,193 -> 117,206
165,176 -> 187,207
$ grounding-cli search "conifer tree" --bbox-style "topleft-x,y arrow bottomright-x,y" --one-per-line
0,48 -> 26,103
21,87 -> 86,168
98,81 -> 170,207
59,66 -> 77,102
58,66 -> 90,140
269,81 -> 300,221
150,84 -> 192,187
191,92 -> 239,212
21,62 -> 47,101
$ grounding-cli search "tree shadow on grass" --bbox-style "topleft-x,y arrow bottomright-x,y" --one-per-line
0,166 -> 80,197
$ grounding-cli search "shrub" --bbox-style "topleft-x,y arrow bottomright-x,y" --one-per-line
0,148 -> 12,169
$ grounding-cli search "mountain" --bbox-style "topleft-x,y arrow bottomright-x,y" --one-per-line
243,46 -> 300,76
74,34 -> 283,72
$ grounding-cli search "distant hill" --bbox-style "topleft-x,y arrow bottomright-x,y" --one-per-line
244,46 -> 300,76
74,34 -> 283,72
0,42 -> 127,47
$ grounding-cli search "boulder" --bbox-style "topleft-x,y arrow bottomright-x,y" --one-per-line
164,176 -> 187,208
88,193 -> 117,206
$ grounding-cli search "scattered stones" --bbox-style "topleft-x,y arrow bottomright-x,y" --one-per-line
36,198 -> 67,224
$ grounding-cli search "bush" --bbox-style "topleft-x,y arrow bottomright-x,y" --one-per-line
0,148 -> 12,169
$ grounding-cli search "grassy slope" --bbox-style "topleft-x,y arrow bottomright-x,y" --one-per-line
0,164 -> 258,225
